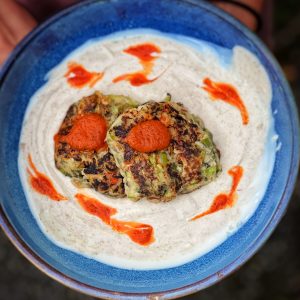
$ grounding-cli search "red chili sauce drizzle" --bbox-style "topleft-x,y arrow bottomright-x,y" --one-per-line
65,62 -> 104,88
202,78 -> 249,125
27,155 -> 66,201
76,194 -> 155,246
113,43 -> 161,86
190,166 -> 243,221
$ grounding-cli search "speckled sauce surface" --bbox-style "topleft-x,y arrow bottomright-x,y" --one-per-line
18,30 -> 276,270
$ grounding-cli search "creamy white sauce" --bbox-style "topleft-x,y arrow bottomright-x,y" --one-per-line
18,29 -> 277,270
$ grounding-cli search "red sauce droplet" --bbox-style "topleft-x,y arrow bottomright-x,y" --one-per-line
76,194 -> 155,246
126,120 -> 171,153
56,113 -> 107,151
124,43 -> 161,61
27,155 -> 66,201
202,78 -> 249,125
76,193 -> 117,225
190,166 -> 243,221
65,62 -> 104,88
110,219 -> 154,246
113,72 -> 156,87
113,43 -> 161,86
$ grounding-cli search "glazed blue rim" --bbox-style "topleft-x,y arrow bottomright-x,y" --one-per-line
0,0 -> 299,299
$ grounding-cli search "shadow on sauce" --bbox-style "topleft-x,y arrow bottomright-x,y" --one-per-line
202,78 -> 249,125
191,166 -> 243,221
27,155 -> 66,201
65,62 -> 104,88
113,43 -> 161,86
76,194 -> 155,246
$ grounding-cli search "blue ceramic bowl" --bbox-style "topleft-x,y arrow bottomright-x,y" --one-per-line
0,0 -> 298,298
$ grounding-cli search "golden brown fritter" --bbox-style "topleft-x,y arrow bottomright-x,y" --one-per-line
107,99 -> 221,201
54,92 -> 137,197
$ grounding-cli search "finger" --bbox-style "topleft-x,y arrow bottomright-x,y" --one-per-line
0,27 -> 14,65
0,18 -> 15,45
0,0 -> 37,43
216,3 -> 256,30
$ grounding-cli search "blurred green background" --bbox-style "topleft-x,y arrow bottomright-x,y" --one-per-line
0,1 -> 299,299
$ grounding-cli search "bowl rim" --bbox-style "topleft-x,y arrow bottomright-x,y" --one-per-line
0,0 -> 299,299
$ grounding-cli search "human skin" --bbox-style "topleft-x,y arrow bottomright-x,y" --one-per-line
0,0 -> 37,64
0,0 -> 264,65
215,0 -> 264,30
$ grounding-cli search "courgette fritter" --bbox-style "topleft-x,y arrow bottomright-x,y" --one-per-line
107,99 -> 221,201
54,92 -> 138,197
